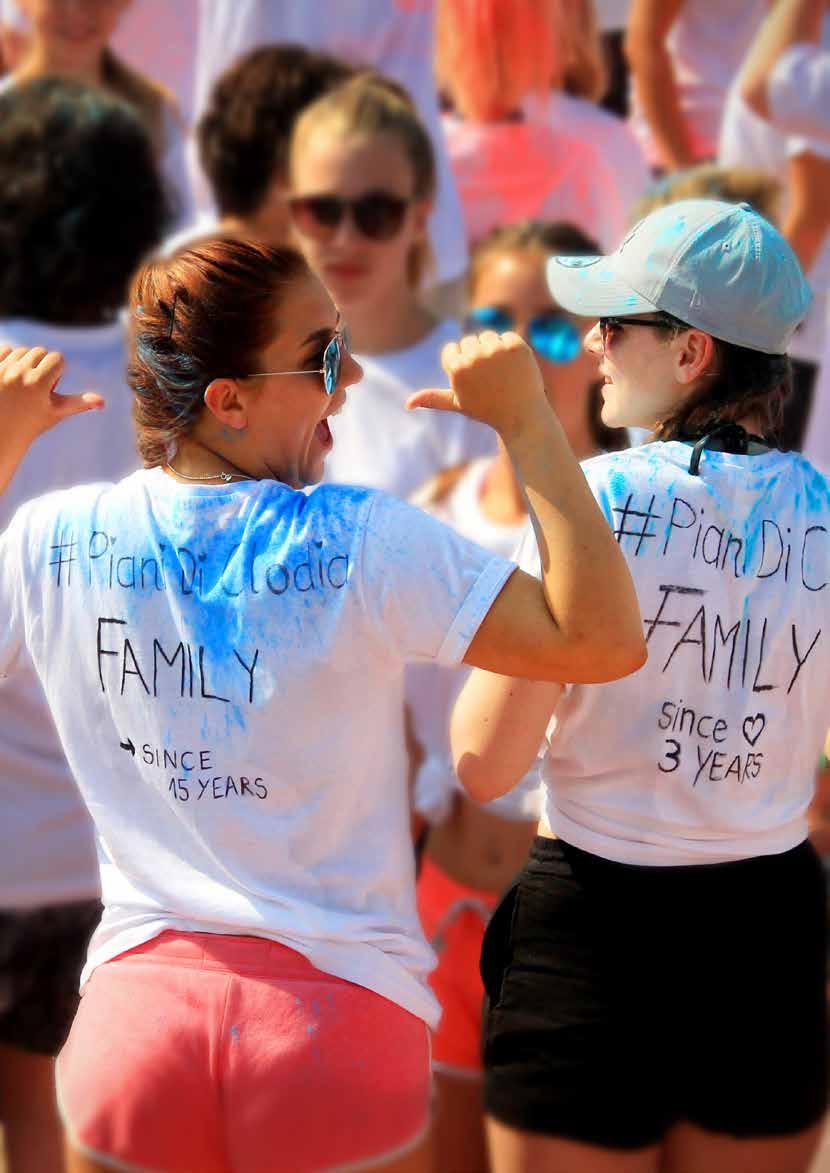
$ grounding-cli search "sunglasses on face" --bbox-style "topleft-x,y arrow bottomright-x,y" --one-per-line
464,306 -> 582,364
287,191 -> 411,242
240,327 -> 350,397
598,315 -> 681,352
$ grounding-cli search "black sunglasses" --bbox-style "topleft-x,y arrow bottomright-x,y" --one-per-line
288,191 -> 411,242
599,315 -> 683,351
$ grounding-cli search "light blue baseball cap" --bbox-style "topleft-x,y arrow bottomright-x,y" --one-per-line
546,199 -> 812,355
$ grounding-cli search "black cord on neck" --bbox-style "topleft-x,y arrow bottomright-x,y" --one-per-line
687,422 -> 767,476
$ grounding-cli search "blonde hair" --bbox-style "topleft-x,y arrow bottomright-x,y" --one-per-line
290,72 -> 436,285
436,0 -> 604,120
631,164 -> 782,225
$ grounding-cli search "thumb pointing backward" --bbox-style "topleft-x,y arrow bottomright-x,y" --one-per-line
406,388 -> 459,413
53,390 -> 106,419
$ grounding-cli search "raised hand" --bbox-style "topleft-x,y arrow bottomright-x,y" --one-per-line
0,346 -> 105,499
0,346 -> 104,441
406,331 -> 548,440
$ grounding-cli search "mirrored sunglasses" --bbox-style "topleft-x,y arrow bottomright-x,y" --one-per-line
464,306 -> 582,364
237,328 -> 350,397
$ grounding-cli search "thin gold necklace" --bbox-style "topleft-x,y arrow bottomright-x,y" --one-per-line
165,461 -> 249,483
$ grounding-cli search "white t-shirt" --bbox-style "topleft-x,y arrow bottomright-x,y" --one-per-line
323,319 -> 494,499
191,0 -> 466,286
516,441 -> 830,866
719,52 -> 830,364
443,94 -> 649,252
0,469 -> 514,1024
0,318 -> 139,909
407,459 -> 544,824
768,44 -> 830,140
629,0 -> 767,166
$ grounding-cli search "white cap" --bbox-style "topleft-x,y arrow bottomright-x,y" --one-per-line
546,199 -> 812,355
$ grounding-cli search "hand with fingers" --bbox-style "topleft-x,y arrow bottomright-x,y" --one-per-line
0,346 -> 104,441
406,331 -> 548,440
0,346 -> 105,498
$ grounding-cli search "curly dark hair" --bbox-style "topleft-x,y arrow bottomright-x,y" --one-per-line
197,44 -> 354,218
0,78 -> 171,326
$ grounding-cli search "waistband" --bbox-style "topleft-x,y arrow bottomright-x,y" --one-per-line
419,854 -> 501,913
108,930 -> 327,978
528,835 -> 814,879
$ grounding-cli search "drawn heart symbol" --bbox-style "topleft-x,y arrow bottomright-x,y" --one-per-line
742,714 -> 766,747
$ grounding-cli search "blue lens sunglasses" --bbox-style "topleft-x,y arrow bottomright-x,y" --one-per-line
464,306 -> 582,364
237,327 -> 349,396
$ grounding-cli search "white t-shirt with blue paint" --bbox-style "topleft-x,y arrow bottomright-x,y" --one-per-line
517,442 -> 830,866
0,468 -> 515,1024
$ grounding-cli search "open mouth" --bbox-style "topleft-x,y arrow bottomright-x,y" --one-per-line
315,417 -> 333,448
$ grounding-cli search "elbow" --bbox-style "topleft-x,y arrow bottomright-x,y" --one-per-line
536,631 -> 648,684
454,750 -> 512,805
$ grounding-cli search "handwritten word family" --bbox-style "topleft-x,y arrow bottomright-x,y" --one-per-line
49,530 -> 351,598
644,584 -> 820,695
98,619 -> 260,706
613,491 -> 827,590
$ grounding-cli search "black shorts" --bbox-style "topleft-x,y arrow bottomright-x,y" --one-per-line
482,837 -> 827,1149
0,900 -> 101,1056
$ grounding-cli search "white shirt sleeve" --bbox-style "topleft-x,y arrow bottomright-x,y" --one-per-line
769,45 -> 830,141
360,493 -> 515,665
0,506 -> 29,679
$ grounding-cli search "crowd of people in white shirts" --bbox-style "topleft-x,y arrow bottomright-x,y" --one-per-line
0,2 -> 829,1172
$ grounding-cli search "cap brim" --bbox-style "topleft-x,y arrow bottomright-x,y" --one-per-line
546,255 -> 657,317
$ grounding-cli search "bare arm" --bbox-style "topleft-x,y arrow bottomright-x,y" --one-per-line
784,149 -> 830,272
450,671 -> 562,803
0,347 -> 102,499
408,333 -> 646,685
740,0 -> 825,120
625,0 -> 696,170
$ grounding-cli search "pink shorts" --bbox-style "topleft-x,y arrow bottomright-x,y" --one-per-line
417,857 -> 498,1076
57,931 -> 431,1173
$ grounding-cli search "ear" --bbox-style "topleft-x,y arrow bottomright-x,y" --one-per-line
203,378 -> 250,430
673,329 -> 717,385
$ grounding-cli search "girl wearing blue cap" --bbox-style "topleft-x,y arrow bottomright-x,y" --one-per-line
445,199 -> 830,1173
409,220 -> 627,1173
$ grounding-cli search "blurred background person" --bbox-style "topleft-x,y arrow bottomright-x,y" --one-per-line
409,219 -> 627,1173
436,0 -> 649,252
595,0 -> 633,116
168,44 -> 354,251
0,0 -> 192,226
730,0 -> 830,470
289,72 -> 493,500
740,0 -> 830,136
719,0 -> 830,449
626,0 -> 768,172
0,0 -> 199,122
191,0 -> 467,307
0,77 -> 169,1173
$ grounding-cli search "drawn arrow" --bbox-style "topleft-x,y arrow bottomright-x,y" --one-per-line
119,737 -> 136,757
